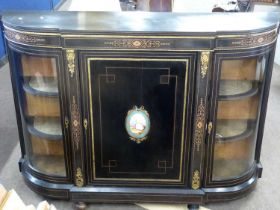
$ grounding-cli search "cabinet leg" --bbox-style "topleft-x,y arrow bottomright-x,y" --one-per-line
75,202 -> 87,210
188,204 -> 199,210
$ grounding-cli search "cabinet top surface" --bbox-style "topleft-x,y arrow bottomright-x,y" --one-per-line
2,11 -> 280,34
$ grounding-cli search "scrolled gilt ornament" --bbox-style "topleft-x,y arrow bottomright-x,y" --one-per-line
71,96 -> 81,150
192,170 -> 200,190
75,167 -> 84,187
66,49 -> 75,77
200,52 -> 210,79
194,99 -> 206,152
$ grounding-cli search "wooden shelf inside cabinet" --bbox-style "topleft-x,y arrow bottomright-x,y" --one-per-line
213,121 -> 256,181
30,135 -> 64,156
214,136 -> 254,162
27,117 -> 63,156
220,58 -> 257,80
23,77 -> 59,96
21,55 -> 57,77
30,155 -> 66,177
218,80 -> 259,100
217,95 -> 259,120
216,120 -> 255,141
27,117 -> 62,140
212,158 -> 253,181
24,90 -> 60,117
213,119 -> 256,181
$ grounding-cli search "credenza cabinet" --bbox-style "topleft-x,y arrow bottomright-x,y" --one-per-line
3,12 -> 279,209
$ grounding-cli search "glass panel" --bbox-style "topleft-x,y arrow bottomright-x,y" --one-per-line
19,54 -> 66,176
212,56 -> 266,181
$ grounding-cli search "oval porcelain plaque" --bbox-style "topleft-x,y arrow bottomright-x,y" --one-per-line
125,106 -> 150,143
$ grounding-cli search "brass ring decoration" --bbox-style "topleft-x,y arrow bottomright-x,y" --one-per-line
125,106 -> 150,144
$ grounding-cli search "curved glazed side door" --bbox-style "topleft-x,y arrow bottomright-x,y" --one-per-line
205,45 -> 275,187
7,43 -> 71,183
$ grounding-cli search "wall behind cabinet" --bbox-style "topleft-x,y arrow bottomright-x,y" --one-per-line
0,0 -> 64,64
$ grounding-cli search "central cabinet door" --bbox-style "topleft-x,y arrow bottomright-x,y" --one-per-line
81,52 -> 195,186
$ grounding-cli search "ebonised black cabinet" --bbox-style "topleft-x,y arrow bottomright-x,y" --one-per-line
2,11 -> 280,208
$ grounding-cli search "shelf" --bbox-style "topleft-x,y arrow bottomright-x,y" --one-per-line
27,117 -> 62,140
31,135 -> 64,156
218,80 -> 259,101
217,95 -> 259,120
214,136 -> 254,160
220,58 -> 257,80
212,158 -> 252,181
21,55 -> 57,77
23,77 -> 58,97
30,155 -> 66,176
216,120 -> 255,141
24,91 -> 60,117
213,136 -> 255,180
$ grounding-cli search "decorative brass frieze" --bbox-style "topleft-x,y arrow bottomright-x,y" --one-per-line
75,167 -> 84,187
231,29 -> 277,47
194,99 -> 206,152
192,170 -> 200,190
200,52 -> 210,78
104,39 -> 170,49
66,49 -> 75,77
4,28 -> 45,44
71,96 -> 81,150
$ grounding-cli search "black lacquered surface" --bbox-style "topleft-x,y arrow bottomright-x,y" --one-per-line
88,59 -> 189,182
2,11 -> 279,33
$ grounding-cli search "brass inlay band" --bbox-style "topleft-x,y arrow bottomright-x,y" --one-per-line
4,25 -> 278,50
231,29 -> 277,47
71,96 -> 81,150
4,25 -> 60,47
200,52 -> 210,78
5,28 -> 46,44
194,98 -> 206,152
192,170 -> 200,190
75,167 -> 84,187
104,39 -> 171,48
66,49 -> 75,77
